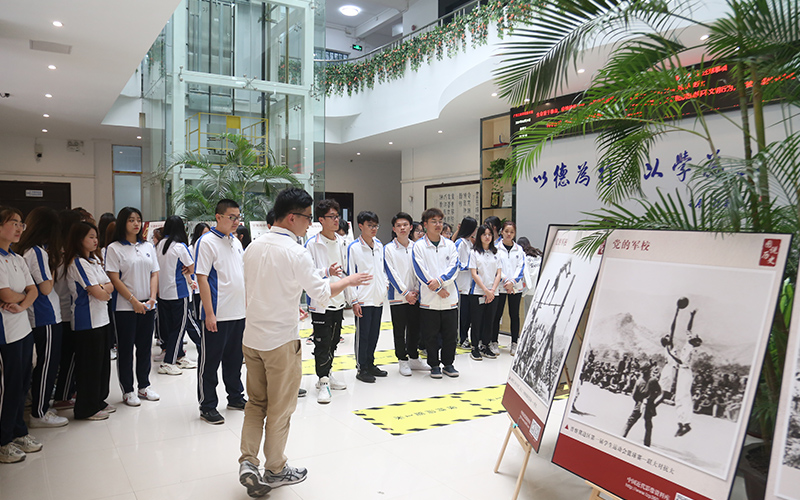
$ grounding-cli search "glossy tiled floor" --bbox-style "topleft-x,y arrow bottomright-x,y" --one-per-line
0,308 -> 749,500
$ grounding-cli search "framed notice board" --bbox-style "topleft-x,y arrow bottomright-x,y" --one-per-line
424,180 -> 481,227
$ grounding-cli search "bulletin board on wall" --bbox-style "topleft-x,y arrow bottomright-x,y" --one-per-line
424,181 -> 481,227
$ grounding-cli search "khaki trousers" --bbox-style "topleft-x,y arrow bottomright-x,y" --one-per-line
239,340 -> 301,473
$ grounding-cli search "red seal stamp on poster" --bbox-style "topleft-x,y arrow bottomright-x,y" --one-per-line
759,239 -> 781,267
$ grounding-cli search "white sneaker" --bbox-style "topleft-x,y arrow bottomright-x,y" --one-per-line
123,392 -> 141,407
177,357 -> 197,369
490,341 -> 500,356
407,358 -> 430,371
110,347 -> 117,360
510,342 -> 518,356
137,387 -> 160,401
13,435 -> 42,453
158,363 -> 183,376
317,377 -> 331,404
328,372 -> 346,390
153,350 -> 166,362
28,410 -> 69,428
0,443 -> 26,463
398,360 -> 412,376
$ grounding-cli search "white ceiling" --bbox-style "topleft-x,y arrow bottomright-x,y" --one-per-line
0,0 -> 181,143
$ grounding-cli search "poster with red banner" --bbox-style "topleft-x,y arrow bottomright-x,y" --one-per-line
766,266 -> 800,500
502,227 -> 604,452
553,229 -> 791,500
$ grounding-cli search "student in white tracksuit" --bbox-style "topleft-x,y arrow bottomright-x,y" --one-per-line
492,221 -> 526,356
304,199 -> 352,403
384,212 -> 429,376
412,208 -> 460,378
347,211 -> 389,383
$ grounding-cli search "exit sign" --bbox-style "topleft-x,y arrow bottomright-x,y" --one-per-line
352,44 -> 363,51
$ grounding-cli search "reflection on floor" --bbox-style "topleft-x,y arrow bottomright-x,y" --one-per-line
0,308 -> 749,500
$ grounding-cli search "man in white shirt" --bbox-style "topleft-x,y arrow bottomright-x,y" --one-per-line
412,208 -> 460,378
304,199 -> 350,404
238,188 -> 370,497
194,199 -> 246,425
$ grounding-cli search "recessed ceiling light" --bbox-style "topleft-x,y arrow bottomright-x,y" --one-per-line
389,141 -> 393,145
339,5 -> 361,16
43,114 -> 50,118
438,130 -> 443,134
292,147 -> 296,150
545,102 -> 552,106
356,152 -> 361,155
136,136 -> 142,140
45,93 -> 53,98
491,92 -> 498,97
52,21 -> 63,27
48,64 -> 57,70
700,34 -> 710,41
42,129 -> 48,133
577,68 -> 586,74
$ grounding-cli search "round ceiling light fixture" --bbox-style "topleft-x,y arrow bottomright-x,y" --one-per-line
339,5 -> 361,16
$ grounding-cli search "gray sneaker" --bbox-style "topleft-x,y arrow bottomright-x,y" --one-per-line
239,460 -> 271,498
264,464 -> 308,487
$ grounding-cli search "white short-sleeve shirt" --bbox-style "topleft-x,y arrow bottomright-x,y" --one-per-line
468,248 -> 501,296
156,239 -> 194,300
23,245 -> 62,327
105,240 -> 160,311
194,227 -> 245,321
0,248 -> 34,344
68,256 -> 111,330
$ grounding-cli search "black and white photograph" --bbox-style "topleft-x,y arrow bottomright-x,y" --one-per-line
568,257 -> 778,479
511,242 -> 601,407
766,269 -> 800,500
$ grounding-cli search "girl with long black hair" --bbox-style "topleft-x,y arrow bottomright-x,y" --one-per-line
453,217 -> 478,348
467,224 -> 502,361
105,207 -> 160,406
156,216 -> 200,375
13,207 -> 69,428
65,221 -> 114,420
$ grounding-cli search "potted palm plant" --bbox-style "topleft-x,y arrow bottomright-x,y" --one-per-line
494,0 -> 799,496
151,133 -> 301,223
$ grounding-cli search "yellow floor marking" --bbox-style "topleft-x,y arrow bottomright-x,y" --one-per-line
302,348 -> 401,376
353,385 -> 507,435
299,321 -> 393,338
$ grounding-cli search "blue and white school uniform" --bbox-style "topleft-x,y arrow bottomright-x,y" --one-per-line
53,262 -> 76,402
454,237 -> 473,344
0,247 -> 35,447
384,238 -> 421,362
347,236 -> 389,372
67,256 -> 111,419
467,249 -> 501,351
105,240 -> 159,394
156,239 -> 199,365
492,240 -> 526,345
23,246 -> 63,419
193,228 -> 245,412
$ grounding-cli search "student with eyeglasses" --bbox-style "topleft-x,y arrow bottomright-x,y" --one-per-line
303,199 -> 352,403
0,206 -> 41,463
347,211 -> 389,383
194,199 -> 247,425
106,207 -> 161,407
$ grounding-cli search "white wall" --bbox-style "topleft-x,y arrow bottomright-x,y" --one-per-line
0,135 -> 98,213
325,157 -> 402,243
401,130 -> 478,220
403,0 -> 438,34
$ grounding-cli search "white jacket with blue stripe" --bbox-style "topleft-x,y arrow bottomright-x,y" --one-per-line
411,236 -> 459,310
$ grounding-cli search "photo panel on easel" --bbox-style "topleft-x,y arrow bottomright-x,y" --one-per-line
502,227 -> 604,452
552,229 -> 791,500
766,267 -> 800,500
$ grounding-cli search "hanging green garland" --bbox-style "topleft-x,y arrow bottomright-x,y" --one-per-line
321,0 -> 539,97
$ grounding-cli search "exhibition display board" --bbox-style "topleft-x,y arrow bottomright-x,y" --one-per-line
502,227 -> 603,451
766,267 -> 800,500
552,229 -> 791,500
